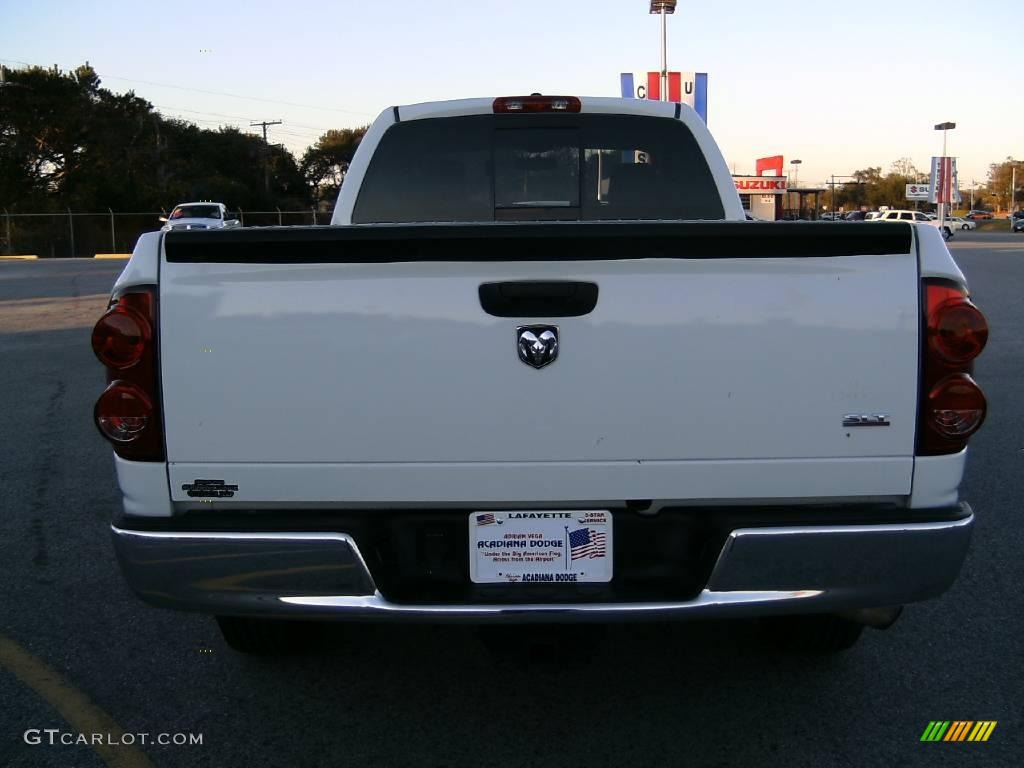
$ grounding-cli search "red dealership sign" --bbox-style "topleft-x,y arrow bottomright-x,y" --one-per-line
755,156 -> 784,177
734,176 -> 787,193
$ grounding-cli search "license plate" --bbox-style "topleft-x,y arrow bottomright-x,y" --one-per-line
469,510 -> 612,584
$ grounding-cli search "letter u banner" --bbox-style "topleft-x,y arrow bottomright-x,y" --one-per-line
619,72 -> 708,123
920,721 -> 997,742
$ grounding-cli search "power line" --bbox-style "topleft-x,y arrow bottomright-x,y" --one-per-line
155,104 -> 259,122
105,73 -> 372,116
0,58 -> 375,117
150,110 -> 324,150
156,105 -> 338,132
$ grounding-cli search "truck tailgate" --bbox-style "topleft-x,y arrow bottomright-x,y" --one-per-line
159,222 -> 920,503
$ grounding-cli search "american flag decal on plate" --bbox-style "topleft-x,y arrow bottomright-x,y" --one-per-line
568,527 -> 607,560
469,511 -> 611,583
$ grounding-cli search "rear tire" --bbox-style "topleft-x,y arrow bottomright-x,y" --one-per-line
215,616 -> 312,655
962,224 -> 969,230
759,614 -> 865,653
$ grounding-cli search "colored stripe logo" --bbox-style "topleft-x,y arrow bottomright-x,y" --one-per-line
920,721 -> 997,742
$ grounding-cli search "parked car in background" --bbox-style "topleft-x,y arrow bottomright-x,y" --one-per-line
947,217 -> 976,231
1011,210 -> 1024,220
966,210 -> 993,220
160,202 -> 241,231
864,211 -> 884,221
844,211 -> 867,221
1013,217 -> 1024,233
873,209 -> 953,240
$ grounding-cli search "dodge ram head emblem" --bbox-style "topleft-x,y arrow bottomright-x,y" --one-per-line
517,325 -> 559,369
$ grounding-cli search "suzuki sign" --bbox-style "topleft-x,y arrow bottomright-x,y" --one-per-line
734,176 -> 787,194
906,184 -> 930,201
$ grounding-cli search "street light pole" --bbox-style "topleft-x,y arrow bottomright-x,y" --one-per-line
650,1 -> 677,101
790,159 -> 802,218
934,121 -> 956,231
661,10 -> 667,99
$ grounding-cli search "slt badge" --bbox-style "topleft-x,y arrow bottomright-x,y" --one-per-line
517,325 -> 559,369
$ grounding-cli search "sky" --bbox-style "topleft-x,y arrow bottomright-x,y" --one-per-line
1,0 -> 1020,190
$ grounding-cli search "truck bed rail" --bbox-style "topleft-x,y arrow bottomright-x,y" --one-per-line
164,221 -> 914,264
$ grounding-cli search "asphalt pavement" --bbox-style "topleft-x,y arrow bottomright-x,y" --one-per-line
1,234 -> 1021,768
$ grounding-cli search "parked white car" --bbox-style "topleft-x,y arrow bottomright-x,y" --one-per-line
872,209 -> 953,239
947,216 -> 976,231
160,202 -> 240,231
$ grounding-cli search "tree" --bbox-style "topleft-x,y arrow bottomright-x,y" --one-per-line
890,157 -> 925,181
0,62 -> 314,213
0,62 -> 319,255
829,163 -> 936,212
987,157 -> 1023,212
0,63 -> 97,206
300,127 -> 368,205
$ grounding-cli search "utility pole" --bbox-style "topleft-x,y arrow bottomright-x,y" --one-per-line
152,116 -> 166,193
251,119 -> 283,194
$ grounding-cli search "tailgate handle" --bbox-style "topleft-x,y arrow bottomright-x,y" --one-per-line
478,281 -> 598,317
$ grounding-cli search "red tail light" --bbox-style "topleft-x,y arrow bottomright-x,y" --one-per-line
91,287 -> 164,461
92,304 -> 151,369
493,96 -> 581,114
927,295 -> 988,365
918,280 -> 989,455
95,382 -> 154,442
927,374 -> 987,439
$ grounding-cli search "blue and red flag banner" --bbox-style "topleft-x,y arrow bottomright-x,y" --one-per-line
619,71 -> 708,123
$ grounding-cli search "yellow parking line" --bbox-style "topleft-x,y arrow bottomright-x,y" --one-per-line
0,633 -> 156,768
0,255 -> 38,260
94,254 -> 132,260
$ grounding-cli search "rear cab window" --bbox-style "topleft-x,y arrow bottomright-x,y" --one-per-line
352,114 -> 725,223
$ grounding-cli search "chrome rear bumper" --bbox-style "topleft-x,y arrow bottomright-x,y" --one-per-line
111,507 -> 973,622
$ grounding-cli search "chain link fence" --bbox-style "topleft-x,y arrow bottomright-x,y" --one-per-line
1,208 -> 330,258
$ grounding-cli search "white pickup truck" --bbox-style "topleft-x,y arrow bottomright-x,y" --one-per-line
159,201 -> 240,232
94,95 -> 989,654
